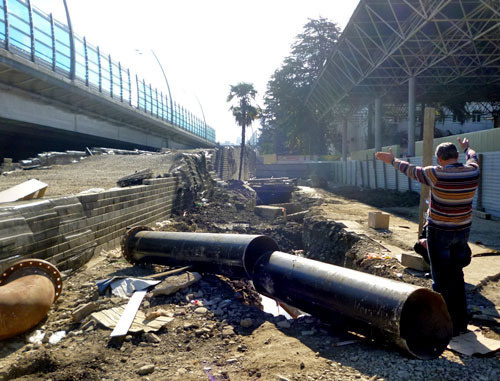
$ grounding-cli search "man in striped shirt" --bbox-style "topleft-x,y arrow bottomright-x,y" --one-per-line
376,137 -> 480,336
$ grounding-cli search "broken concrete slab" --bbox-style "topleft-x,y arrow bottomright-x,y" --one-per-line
255,205 -> 286,219
0,179 -> 48,203
72,302 -> 99,322
286,210 -> 308,222
152,272 -> 202,297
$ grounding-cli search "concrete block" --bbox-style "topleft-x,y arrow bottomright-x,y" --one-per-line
400,252 -> 430,272
273,203 -> 302,215
255,205 -> 285,219
368,212 -> 390,230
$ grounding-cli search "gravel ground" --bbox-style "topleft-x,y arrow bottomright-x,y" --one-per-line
0,152 -> 176,198
0,153 -> 498,380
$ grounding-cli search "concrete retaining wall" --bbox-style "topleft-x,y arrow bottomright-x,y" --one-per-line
0,176 -> 178,273
0,150 -> 214,273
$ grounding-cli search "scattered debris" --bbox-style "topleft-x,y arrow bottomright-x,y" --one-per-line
110,290 -> 148,337
152,272 -> 202,297
27,330 -> 45,345
91,305 -> 173,334
72,302 -> 99,322
109,278 -> 161,298
48,331 -> 66,345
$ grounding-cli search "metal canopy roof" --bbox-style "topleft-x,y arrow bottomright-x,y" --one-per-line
306,0 -> 500,120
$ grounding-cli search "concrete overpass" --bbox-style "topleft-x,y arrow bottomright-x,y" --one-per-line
0,0 -> 216,159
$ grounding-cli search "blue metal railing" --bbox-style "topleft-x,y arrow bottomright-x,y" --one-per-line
0,0 -> 216,143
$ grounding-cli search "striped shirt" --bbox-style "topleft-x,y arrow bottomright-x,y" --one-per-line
393,148 -> 480,231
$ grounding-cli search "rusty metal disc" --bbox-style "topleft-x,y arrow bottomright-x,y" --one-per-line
0,259 -> 63,302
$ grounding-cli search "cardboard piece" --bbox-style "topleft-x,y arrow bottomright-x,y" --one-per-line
91,304 -> 173,334
0,179 -> 48,203
448,326 -> 500,356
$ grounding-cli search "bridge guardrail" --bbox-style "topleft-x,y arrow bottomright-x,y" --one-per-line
0,0 -> 216,144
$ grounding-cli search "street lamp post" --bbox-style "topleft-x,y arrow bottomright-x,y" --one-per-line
150,50 -> 174,124
195,95 -> 208,139
62,0 -> 75,80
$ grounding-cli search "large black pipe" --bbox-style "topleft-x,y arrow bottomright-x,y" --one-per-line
122,226 -> 279,278
122,228 -> 452,359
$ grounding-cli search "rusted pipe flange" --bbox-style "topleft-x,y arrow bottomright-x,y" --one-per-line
0,259 -> 63,302
121,226 -> 152,264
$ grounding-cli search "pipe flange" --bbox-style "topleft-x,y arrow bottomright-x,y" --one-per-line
121,226 -> 152,264
0,259 -> 63,302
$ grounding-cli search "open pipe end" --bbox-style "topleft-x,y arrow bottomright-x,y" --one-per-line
121,226 -> 152,264
0,259 -> 63,302
242,237 -> 280,278
399,288 -> 452,359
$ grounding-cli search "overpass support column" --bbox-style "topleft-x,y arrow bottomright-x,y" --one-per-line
408,76 -> 416,157
342,118 -> 348,161
374,97 -> 382,151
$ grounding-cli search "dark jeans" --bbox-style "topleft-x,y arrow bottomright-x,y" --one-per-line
426,226 -> 472,335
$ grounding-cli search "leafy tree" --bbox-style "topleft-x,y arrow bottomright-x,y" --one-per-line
227,82 -> 260,180
259,18 -> 341,154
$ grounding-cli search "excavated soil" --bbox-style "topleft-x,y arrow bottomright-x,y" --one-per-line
0,157 -> 499,381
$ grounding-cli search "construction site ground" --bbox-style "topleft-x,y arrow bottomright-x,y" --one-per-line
0,154 -> 499,381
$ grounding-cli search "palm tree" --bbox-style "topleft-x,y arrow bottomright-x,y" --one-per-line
227,83 -> 259,180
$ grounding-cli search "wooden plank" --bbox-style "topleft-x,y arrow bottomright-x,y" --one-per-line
0,179 -> 48,203
372,154 -> 378,189
418,107 -> 435,235
110,290 -> 147,337
476,153 -> 484,211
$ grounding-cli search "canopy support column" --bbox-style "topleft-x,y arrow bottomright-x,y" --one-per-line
408,76 -> 416,157
375,97 -> 382,151
342,118 -> 348,161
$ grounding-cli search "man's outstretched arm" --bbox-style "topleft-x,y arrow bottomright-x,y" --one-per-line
375,148 -> 435,186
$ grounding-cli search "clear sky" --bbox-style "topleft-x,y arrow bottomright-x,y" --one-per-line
32,0 -> 359,144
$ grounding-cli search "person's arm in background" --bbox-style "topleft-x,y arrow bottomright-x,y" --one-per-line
457,137 -> 479,168
375,148 -> 436,186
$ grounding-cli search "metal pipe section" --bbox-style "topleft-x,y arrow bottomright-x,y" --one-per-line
122,229 -> 452,359
121,227 -> 279,279
0,259 -> 63,340
252,251 -> 452,360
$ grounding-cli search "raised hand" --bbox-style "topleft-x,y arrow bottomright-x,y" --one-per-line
457,137 -> 469,151
375,147 -> 395,164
